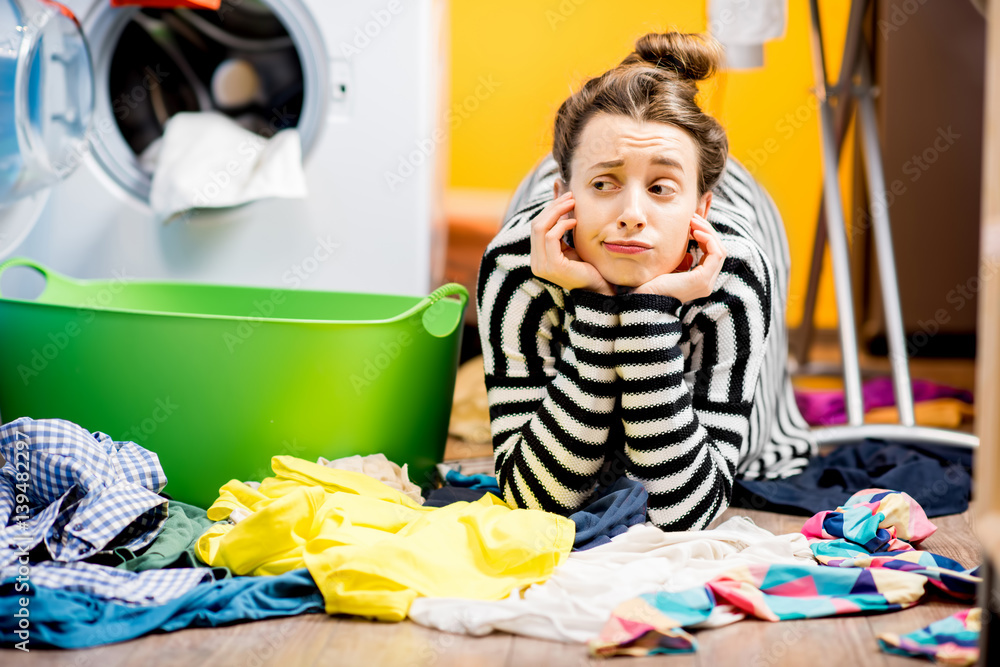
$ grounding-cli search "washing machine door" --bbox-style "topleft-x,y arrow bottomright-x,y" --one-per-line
0,0 -> 94,257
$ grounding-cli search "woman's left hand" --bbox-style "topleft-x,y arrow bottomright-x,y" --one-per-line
631,214 -> 727,302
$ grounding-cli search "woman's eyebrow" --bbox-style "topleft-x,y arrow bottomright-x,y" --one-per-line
651,155 -> 685,172
586,155 -> 685,173
588,158 -> 625,171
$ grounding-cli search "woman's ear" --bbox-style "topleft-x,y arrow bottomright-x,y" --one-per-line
696,191 -> 713,219
554,178 -> 567,199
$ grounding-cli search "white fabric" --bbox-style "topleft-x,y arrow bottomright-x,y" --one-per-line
408,516 -> 816,643
709,0 -> 787,69
318,453 -> 424,504
148,112 -> 307,222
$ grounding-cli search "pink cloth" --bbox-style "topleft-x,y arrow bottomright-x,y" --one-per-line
794,378 -> 973,426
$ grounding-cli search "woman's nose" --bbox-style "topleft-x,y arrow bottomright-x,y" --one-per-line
618,190 -> 646,230
618,218 -> 645,230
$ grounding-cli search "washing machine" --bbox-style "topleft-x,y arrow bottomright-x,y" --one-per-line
0,0 -> 448,297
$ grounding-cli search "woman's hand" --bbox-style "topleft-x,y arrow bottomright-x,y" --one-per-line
632,214 -> 726,302
530,192 -> 616,296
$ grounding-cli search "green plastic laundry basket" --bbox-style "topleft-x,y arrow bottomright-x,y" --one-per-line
0,258 -> 468,508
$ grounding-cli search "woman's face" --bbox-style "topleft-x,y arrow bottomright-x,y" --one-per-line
556,113 -> 712,288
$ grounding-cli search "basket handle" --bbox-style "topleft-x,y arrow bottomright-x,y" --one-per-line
420,282 -> 469,338
0,257 -> 62,300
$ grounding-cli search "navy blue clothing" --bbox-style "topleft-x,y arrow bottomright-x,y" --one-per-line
426,474 -> 648,550
569,476 -> 648,551
732,440 -> 972,518
423,486 -> 493,508
0,568 -> 324,649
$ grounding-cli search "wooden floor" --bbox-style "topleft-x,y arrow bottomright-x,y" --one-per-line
2,506 -> 981,667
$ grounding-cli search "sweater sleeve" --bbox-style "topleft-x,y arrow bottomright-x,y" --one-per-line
614,242 -> 773,531
477,232 -> 621,514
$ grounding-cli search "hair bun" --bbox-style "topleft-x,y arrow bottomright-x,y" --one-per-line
625,32 -> 723,81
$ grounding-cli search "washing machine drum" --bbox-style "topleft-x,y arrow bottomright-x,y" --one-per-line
0,0 -> 94,253
0,0 -> 316,258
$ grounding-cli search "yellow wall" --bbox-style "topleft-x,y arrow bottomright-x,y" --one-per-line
448,0 -> 856,329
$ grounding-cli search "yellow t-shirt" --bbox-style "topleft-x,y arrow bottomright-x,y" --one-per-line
195,455 -> 575,621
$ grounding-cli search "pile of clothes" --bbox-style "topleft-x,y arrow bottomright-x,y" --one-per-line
0,417 -> 984,665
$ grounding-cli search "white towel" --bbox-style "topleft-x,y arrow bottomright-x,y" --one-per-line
709,0 -> 787,69
148,112 -> 307,222
407,516 -> 816,644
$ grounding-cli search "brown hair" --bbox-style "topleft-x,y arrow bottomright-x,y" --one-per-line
553,32 -> 728,196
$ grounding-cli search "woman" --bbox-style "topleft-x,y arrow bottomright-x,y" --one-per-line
477,32 -> 816,531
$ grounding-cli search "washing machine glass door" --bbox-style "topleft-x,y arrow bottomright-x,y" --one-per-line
0,0 -> 93,255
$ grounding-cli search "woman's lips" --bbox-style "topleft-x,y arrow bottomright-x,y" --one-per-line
603,242 -> 651,255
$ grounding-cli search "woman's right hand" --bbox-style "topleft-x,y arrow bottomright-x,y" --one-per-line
530,192 -> 616,296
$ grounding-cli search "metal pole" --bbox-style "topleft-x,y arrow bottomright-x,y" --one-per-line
807,0 -> 865,425
793,0 -> 870,369
854,43 -> 916,426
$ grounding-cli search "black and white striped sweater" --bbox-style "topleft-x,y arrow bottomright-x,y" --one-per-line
477,155 -> 816,531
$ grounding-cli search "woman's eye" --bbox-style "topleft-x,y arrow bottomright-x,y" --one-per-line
650,184 -> 675,196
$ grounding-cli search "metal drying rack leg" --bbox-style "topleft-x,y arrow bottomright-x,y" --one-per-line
797,0 -> 979,449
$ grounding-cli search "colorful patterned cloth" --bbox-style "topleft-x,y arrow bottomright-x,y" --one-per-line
589,563 -> 930,657
813,542 -> 980,600
802,488 -> 980,601
589,488 -> 981,657
801,489 -> 937,552
878,608 -> 980,666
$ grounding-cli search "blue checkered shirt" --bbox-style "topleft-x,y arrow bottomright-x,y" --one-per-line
0,418 -> 212,605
